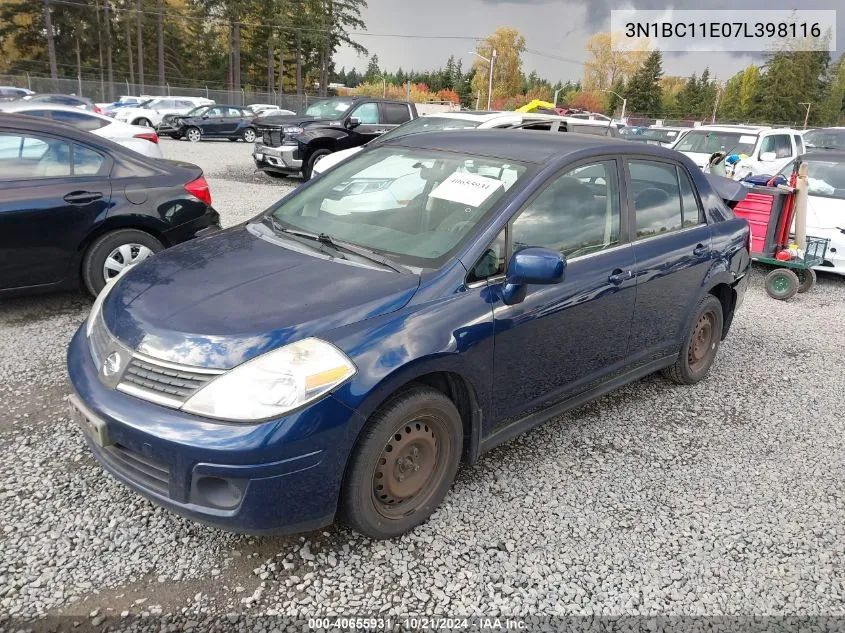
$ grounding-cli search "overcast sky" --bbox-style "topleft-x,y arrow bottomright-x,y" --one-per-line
334,0 -> 842,84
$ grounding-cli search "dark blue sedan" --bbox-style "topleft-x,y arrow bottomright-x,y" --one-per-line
67,131 -> 751,539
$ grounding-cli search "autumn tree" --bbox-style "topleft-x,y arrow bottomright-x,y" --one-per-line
470,27 -> 526,106
582,31 -> 648,92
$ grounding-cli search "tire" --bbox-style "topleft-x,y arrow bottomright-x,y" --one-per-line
81,229 -> 163,296
661,295 -> 724,385
765,268 -> 800,300
185,126 -> 202,143
134,117 -> 152,128
242,127 -> 256,143
302,149 -> 331,180
228,137 -> 238,142
168,133 -> 181,140
339,387 -> 463,539
797,268 -> 816,294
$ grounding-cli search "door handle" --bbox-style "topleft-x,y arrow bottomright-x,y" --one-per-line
608,269 -> 633,285
63,191 -> 102,205
693,243 -> 710,257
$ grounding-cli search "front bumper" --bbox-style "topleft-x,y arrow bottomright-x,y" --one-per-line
66,327 -> 363,534
253,143 -> 302,174
157,120 -> 184,136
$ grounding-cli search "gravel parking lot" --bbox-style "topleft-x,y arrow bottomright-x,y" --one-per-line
2,138 -> 845,628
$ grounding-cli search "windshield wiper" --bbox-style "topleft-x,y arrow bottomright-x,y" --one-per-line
262,217 -> 405,273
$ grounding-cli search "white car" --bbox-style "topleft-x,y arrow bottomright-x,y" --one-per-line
671,124 -> 806,178
313,111 -> 569,177
777,153 -> 845,277
803,127 -> 845,152
0,103 -> 164,158
113,96 -> 214,128
249,104 -> 295,116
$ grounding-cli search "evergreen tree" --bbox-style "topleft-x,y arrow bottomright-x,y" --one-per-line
625,50 -> 663,115
363,54 -> 380,83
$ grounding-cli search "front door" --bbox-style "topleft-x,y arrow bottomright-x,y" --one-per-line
490,159 -> 637,426
0,131 -> 111,290
340,102 -> 383,150
625,159 -> 713,365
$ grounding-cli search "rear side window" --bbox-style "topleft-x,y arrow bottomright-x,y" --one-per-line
50,109 -> 108,131
678,168 -> 704,227
382,103 -> 412,125
630,160 -> 684,238
794,134 -> 805,154
73,144 -> 106,175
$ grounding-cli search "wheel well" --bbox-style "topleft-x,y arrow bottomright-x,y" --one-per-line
708,283 -> 736,339
381,371 -> 479,463
76,224 -> 165,285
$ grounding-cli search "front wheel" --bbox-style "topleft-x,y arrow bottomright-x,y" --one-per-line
662,295 -> 724,385
82,229 -> 163,296
242,127 -> 256,143
303,149 -> 331,180
340,388 -> 462,539
185,126 -> 202,143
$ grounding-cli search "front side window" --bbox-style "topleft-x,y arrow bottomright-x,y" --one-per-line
304,98 -> 355,120
512,161 -> 621,259
351,102 -> 380,125
0,133 -> 70,179
760,134 -> 792,158
630,160 -> 685,238
468,229 -> 506,283
268,146 -> 529,268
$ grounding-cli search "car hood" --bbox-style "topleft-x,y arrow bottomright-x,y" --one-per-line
255,114 -> 325,128
102,226 -> 420,369
313,146 -> 363,174
677,151 -> 712,169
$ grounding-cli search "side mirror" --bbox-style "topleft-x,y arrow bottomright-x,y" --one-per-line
346,117 -> 361,129
759,151 -> 777,162
202,113 -> 210,119
501,247 -> 566,305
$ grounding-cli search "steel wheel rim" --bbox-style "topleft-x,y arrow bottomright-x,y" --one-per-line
103,243 -> 154,281
771,273 -> 790,293
688,311 -> 715,372
243,129 -> 255,142
187,129 -> 200,142
372,416 -> 443,519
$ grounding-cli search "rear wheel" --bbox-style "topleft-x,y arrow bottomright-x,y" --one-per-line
135,117 -> 152,127
242,127 -> 256,143
340,388 -> 462,539
185,126 -> 202,143
765,268 -> 800,300
797,268 -> 816,293
82,229 -> 163,296
303,149 -> 331,180
662,295 -> 724,385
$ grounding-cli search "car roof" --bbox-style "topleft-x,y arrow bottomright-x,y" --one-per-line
426,111 -> 562,123
0,102 -> 107,117
691,125 -> 769,133
388,128 -> 677,164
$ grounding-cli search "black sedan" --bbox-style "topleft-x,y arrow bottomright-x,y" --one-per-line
0,113 -> 220,297
158,105 -> 257,143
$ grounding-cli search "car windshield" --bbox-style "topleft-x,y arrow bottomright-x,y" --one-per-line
674,130 -> 757,155
780,159 -> 845,200
372,117 -> 483,146
266,146 -> 529,268
304,98 -> 355,120
642,128 -> 682,144
803,129 -> 845,151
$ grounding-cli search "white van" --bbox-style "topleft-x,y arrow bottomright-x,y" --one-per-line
671,124 -> 805,179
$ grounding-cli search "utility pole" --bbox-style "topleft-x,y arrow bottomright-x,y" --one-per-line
711,85 -> 723,124
75,38 -> 83,96
799,102 -> 811,129
469,48 -> 496,110
43,0 -> 58,82
136,0 -> 144,94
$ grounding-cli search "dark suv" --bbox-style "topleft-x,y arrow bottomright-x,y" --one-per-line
253,97 -> 418,179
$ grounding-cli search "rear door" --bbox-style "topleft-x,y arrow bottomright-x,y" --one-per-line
0,130 -> 112,290
379,102 -> 413,134
625,158 -> 712,365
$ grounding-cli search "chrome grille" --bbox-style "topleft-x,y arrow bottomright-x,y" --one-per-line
88,310 -> 110,367
117,354 -> 223,407
261,129 -> 282,146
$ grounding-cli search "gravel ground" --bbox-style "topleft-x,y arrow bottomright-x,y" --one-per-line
1,140 -> 845,629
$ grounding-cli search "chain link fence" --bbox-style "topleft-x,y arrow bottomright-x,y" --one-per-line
0,74 -> 314,112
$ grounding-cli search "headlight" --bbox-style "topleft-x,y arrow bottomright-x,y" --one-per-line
182,338 -> 356,421
85,265 -> 134,337
283,126 -> 304,135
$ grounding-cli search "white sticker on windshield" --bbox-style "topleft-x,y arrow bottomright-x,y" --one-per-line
739,135 -> 756,144
429,172 -> 504,207
667,131 -> 677,136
